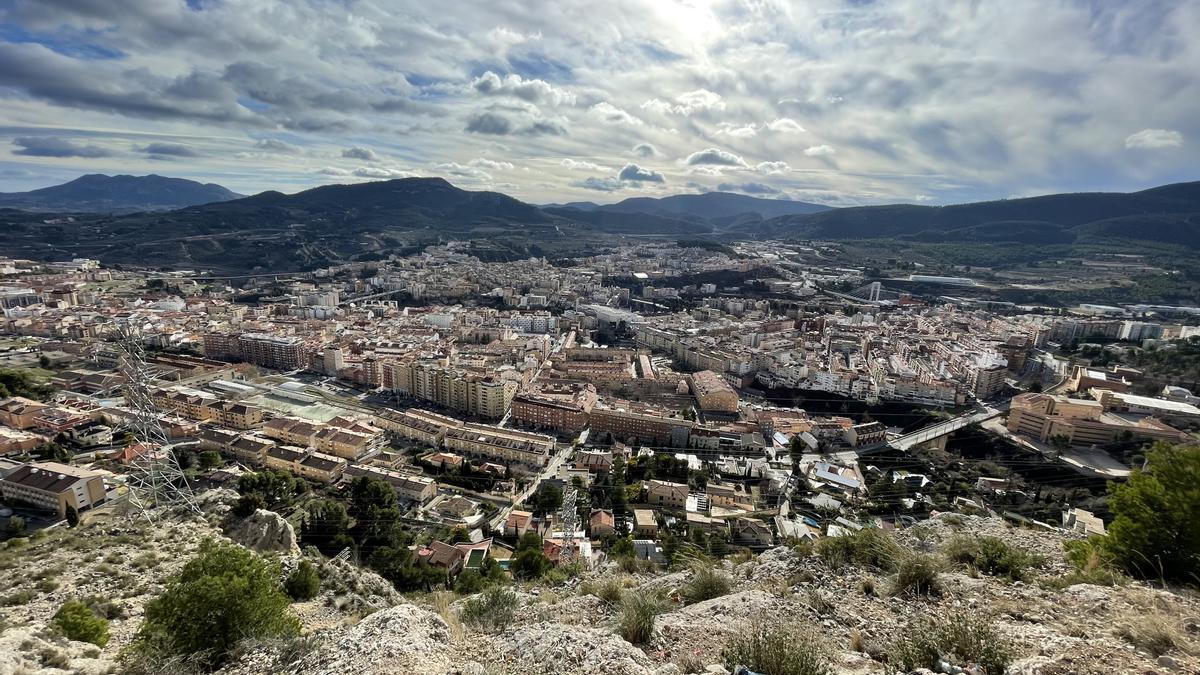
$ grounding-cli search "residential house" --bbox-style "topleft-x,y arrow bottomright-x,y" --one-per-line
645,479 -> 688,509
589,509 -> 615,538
731,517 -> 774,547
505,509 -> 534,538
633,509 -> 658,538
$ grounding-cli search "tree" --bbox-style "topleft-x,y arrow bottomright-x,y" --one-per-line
511,546 -> 552,580
66,505 -> 80,528
235,470 -> 305,517
285,560 -> 321,601
300,499 -> 352,556
197,450 -> 223,471
1103,443 -> 1200,583
7,516 -> 25,536
134,539 -> 299,669
531,482 -> 563,516
53,600 -> 110,647
38,355 -> 51,369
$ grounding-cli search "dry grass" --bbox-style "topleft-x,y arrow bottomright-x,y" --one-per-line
428,591 -> 464,642
1116,613 -> 1196,657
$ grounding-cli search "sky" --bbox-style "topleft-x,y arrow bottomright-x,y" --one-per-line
0,0 -> 1196,206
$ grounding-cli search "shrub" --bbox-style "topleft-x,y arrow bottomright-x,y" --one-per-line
618,592 -> 664,645
890,554 -> 942,598
681,563 -> 732,605
722,623 -> 831,675
1103,442 -> 1200,583
944,536 -> 1040,581
1052,538 -> 1127,588
53,600 -> 110,647
285,560 -> 321,601
581,575 -> 625,606
131,539 -> 299,669
888,613 -> 1012,675
2,589 -> 34,606
459,586 -> 517,633
510,546 -> 552,581
815,529 -> 901,572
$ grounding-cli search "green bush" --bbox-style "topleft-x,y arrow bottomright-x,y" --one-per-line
285,560 -> 321,601
131,539 -> 299,669
944,536 -> 1040,581
1103,443 -> 1200,583
888,613 -> 1013,675
816,528 -> 901,572
722,623 -> 831,675
53,600 -> 110,647
2,589 -> 34,606
460,586 -> 517,633
618,591 -> 664,645
681,562 -> 732,605
890,554 -> 942,598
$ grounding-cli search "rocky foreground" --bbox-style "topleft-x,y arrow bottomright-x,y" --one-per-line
0,498 -> 1197,675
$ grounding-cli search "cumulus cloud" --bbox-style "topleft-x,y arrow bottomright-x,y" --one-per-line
755,161 -> 791,174
684,147 -> 747,167
315,166 -> 351,176
140,142 -> 201,157
766,118 -> 804,133
12,136 -> 114,158
466,110 -> 566,136
465,112 -> 513,135
577,176 -> 622,191
715,123 -> 757,138
561,158 -> 613,172
469,158 -> 514,170
804,144 -> 836,156
471,71 -> 575,106
617,163 -> 664,183
1124,128 -> 1183,150
342,146 -> 378,160
632,143 -> 661,158
717,182 -> 781,195
590,101 -> 641,125
642,89 -> 725,116
353,166 -> 418,179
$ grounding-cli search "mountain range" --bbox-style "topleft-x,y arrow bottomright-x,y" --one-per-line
0,174 -> 243,213
1,173 -> 1198,270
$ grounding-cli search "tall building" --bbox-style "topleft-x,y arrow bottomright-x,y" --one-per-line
237,333 -> 305,371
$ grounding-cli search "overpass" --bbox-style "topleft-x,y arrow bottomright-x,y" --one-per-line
885,403 -> 1007,452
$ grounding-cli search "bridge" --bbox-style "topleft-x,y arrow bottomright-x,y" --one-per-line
884,402 -> 1008,452
825,281 -> 903,305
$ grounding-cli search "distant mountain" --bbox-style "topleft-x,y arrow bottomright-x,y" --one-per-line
753,181 -> 1200,247
0,174 -> 243,213
597,191 -> 829,220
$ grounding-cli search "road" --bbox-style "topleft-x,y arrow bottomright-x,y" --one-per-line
486,441 -> 574,532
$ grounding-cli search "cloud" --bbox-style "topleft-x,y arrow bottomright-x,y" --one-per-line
642,88 -> 725,116
766,118 -> 804,133
684,147 -> 747,167
465,112 -> 513,135
717,182 -> 781,195
590,102 -> 641,125
804,144 -> 836,156
469,158 -> 514,170
1124,128 -> 1183,150
715,123 -> 757,138
436,162 -> 491,180
465,110 -> 566,136
342,146 -> 378,160
755,161 -> 791,174
315,166 -> 351,176
140,142 -> 201,157
255,139 -> 297,153
12,136 -> 114,158
471,71 -> 575,106
632,143 -> 660,158
561,159 -> 613,172
617,163 -> 665,183
352,166 -> 418,179
577,176 -> 622,191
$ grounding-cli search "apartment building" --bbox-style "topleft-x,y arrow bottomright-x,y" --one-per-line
442,423 -> 555,467
343,464 -> 438,503
590,401 -> 694,447
376,409 -> 462,445
386,360 -> 518,419
0,396 -> 48,429
238,333 -> 306,371
1008,392 -> 1190,446
0,462 -> 106,517
690,370 -> 739,413
264,446 -> 346,483
510,382 -> 597,433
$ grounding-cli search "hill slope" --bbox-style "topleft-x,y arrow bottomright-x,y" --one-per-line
0,174 -> 243,212
754,181 -> 1200,246
597,191 -> 829,220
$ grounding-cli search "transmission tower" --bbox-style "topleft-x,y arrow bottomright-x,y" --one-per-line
558,486 -> 579,564
115,323 -> 199,520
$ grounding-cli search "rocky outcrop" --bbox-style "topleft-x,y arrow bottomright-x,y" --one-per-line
229,508 -> 301,555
